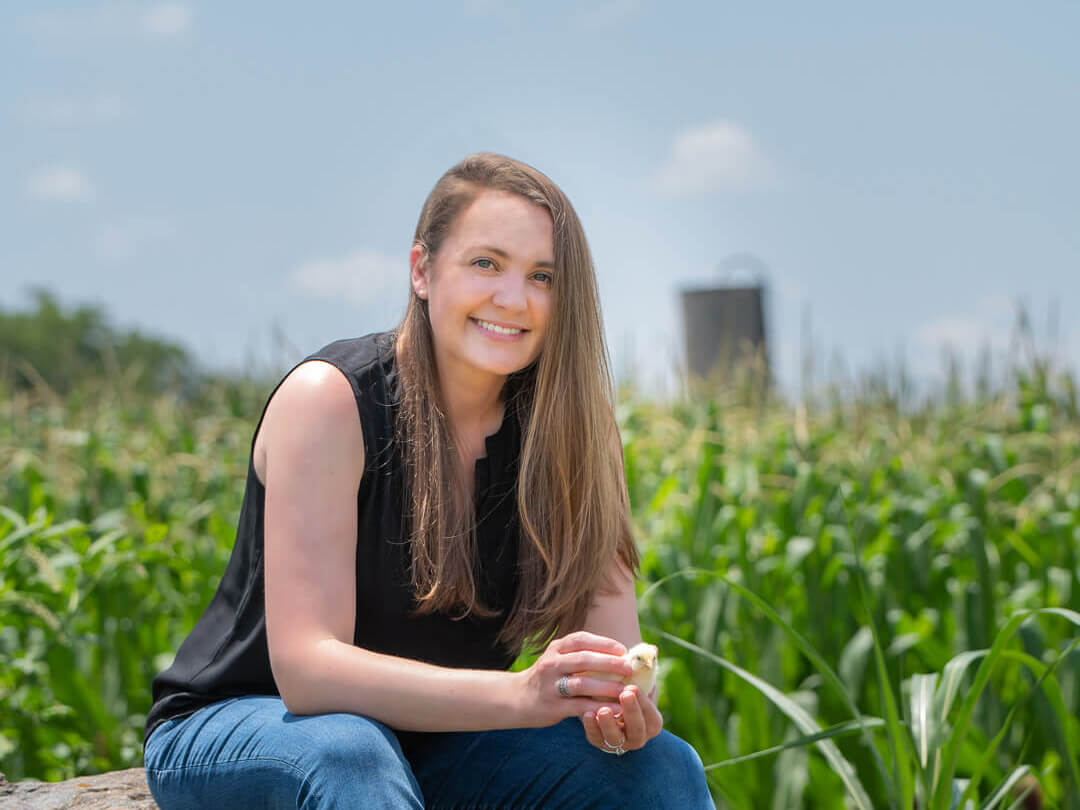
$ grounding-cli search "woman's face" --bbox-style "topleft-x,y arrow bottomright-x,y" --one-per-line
412,189 -> 555,384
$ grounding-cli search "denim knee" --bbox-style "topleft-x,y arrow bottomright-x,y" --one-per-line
542,719 -> 711,807
145,698 -> 423,810
618,730 -> 712,808
653,730 -> 705,771
287,711 -> 413,787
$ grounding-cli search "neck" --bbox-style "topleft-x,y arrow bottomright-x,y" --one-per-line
436,361 -> 505,441
395,327 -> 506,445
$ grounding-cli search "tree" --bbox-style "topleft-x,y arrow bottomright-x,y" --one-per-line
0,288 -> 197,395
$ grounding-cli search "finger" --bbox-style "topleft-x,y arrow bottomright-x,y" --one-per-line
596,706 -> 626,748
578,698 -> 623,719
581,711 -> 605,750
559,651 -> 633,676
554,632 -> 627,656
563,675 -> 625,701
630,686 -> 660,738
618,687 -> 647,747
639,692 -> 664,738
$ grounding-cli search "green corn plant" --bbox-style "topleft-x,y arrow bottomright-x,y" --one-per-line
639,563 -> 1080,810
625,350 -> 1079,808
2,315 -> 1078,807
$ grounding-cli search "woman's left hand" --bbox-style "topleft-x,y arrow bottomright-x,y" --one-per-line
581,683 -> 662,755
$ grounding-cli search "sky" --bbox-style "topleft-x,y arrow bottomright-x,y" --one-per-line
4,1 -> 1079,398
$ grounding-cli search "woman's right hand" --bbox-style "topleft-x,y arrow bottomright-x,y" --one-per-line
513,631 -> 634,728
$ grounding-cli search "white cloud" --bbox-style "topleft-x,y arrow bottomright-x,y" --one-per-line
463,0 -> 524,23
141,3 -> 192,36
19,3 -> 191,40
95,217 -> 174,261
24,95 -> 131,127
465,0 -> 516,17
912,294 -> 1080,384
571,0 -> 642,29
655,121 -> 778,195
913,295 -> 1016,362
289,250 -> 407,308
26,166 -> 95,202
915,317 -> 997,355
19,7 -> 101,38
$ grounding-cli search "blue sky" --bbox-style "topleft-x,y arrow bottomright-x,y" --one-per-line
4,1 -> 1079,397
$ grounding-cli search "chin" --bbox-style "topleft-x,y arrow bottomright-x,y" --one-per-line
477,354 -> 538,377
465,340 -> 541,377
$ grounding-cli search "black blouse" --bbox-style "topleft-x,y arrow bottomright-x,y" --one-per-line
145,332 -> 523,742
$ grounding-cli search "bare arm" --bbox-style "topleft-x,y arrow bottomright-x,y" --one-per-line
260,360 -> 629,731
577,422 -> 664,753
580,555 -> 664,753
581,558 -> 643,654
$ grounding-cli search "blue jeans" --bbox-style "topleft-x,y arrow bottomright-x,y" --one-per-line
144,696 -> 713,809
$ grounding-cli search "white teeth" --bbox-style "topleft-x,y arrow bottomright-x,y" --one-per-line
474,318 -> 522,335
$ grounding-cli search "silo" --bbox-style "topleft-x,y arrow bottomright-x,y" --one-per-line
680,254 -> 771,385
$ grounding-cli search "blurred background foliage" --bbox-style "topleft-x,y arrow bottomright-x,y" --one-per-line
0,289 -> 199,398
1,293 -> 1078,808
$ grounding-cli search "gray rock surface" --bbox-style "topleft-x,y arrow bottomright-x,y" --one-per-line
0,768 -> 158,809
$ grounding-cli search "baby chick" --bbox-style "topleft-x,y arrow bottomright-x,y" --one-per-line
577,642 -> 659,696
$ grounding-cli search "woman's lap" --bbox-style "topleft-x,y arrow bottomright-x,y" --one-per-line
401,717 -> 712,809
144,696 -> 423,810
144,696 -> 712,809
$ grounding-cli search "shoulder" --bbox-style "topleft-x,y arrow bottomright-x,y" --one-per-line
255,359 -> 366,485
274,360 -> 359,420
306,332 -> 394,381
265,330 -> 394,446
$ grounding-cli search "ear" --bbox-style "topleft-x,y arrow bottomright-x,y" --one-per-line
409,243 -> 429,300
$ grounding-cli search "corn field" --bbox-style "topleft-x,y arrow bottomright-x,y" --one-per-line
2,354 -> 1079,809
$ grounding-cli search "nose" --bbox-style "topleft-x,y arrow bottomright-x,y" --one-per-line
491,271 -> 527,312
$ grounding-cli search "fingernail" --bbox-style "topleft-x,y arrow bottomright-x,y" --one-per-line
584,712 -> 594,722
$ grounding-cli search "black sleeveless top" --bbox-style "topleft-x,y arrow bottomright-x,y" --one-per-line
145,332 -> 523,742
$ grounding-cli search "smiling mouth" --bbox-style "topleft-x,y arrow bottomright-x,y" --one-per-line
472,318 -> 526,336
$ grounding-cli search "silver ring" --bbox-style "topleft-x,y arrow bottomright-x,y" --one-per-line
601,737 -> 628,756
557,675 -> 571,698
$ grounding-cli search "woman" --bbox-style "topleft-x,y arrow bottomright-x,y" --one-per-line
143,153 -> 712,808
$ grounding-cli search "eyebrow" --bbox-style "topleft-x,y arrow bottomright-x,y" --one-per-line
470,244 -> 555,269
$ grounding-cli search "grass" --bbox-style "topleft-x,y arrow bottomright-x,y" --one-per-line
1,338 -> 1078,807
623,346 -> 1079,808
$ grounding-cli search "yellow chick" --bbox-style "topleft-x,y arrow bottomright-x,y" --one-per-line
577,642 -> 658,696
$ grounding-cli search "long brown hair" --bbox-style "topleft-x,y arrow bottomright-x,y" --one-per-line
396,153 -> 639,655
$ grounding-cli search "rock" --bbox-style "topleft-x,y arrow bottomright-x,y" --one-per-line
0,768 -> 158,809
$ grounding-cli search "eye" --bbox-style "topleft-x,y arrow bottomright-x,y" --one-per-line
532,271 -> 553,285
473,258 -> 496,270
